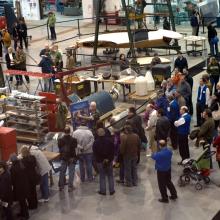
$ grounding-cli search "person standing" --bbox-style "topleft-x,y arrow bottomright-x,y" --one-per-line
20,146 -> 38,210
212,127 -> 220,169
55,98 -> 68,130
155,109 -> 170,143
5,47 -> 16,82
18,18 -> 28,49
73,120 -> 94,182
29,146 -> 51,203
12,22 -> 19,51
207,57 -> 220,94
93,128 -> 115,195
197,109 -> 215,144
176,72 -> 191,110
174,106 -> 191,164
195,78 -> 210,127
190,10 -> 199,36
2,29 -> 11,54
38,52 -> 53,92
77,101 -> 100,133
14,46 -> 29,85
120,125 -> 141,187
207,24 -> 219,57
127,106 -> 147,147
183,68 -> 193,115
167,95 -> 180,150
47,12 -> 57,40
10,154 -> 30,220
58,126 -> 77,192
151,140 -> 177,203
0,161 -> 13,220
145,104 -> 158,153
174,52 -> 188,73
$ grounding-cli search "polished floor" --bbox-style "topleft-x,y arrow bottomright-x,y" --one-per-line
3,16 -> 220,220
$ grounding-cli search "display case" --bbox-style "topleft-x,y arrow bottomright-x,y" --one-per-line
5,92 -> 48,143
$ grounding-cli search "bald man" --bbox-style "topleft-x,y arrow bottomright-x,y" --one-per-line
151,140 -> 177,203
77,101 -> 100,132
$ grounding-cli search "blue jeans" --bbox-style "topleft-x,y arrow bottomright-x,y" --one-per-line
97,162 -> 114,194
78,153 -> 93,182
58,160 -> 75,188
124,156 -> 138,186
40,173 -> 49,199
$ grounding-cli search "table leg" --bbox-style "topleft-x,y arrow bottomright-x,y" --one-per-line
102,82 -> 104,90
122,84 -> 126,102
94,81 -> 98,92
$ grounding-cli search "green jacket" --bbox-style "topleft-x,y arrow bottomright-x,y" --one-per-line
207,63 -> 220,76
198,118 -> 215,143
48,14 -> 56,27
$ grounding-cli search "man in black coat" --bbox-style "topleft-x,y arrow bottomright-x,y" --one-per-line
155,109 -> 170,142
10,154 -> 30,219
93,128 -> 115,195
58,126 -> 77,192
0,161 -> 13,220
174,52 -> 188,73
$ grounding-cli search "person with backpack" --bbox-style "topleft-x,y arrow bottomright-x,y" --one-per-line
58,126 -> 78,192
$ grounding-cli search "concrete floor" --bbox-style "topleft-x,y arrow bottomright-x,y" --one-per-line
2,17 -> 220,220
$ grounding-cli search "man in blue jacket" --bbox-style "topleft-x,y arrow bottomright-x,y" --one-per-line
151,140 -> 177,203
174,106 -> 191,164
167,95 -> 180,149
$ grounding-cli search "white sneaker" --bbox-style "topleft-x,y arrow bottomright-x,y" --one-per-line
38,198 -> 49,203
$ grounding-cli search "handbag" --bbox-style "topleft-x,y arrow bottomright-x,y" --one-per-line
189,129 -> 200,140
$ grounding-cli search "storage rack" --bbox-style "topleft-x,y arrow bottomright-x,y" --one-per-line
5,95 -> 48,143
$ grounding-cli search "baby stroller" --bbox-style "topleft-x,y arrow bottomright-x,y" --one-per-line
178,144 -> 215,190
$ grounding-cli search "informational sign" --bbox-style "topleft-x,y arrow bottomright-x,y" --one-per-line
70,100 -> 89,129
14,0 -> 41,20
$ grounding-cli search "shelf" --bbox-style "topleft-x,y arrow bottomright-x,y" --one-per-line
8,126 -> 48,134
16,135 -> 43,143
7,119 -> 48,127
6,110 -> 48,119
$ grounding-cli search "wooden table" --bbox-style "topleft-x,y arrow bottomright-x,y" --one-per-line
183,36 -> 206,56
43,151 -> 60,186
85,76 -> 135,101
128,91 -> 157,106
136,57 -> 171,66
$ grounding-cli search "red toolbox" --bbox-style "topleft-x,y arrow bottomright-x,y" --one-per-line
0,127 -> 17,161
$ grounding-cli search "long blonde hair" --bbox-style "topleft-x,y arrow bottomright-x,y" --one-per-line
20,146 -> 30,158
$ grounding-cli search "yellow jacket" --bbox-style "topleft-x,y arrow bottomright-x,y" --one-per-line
2,32 -> 11,47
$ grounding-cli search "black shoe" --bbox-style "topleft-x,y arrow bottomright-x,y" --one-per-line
194,125 -> 200,127
177,161 -> 183,166
116,179 -> 124,184
169,195 -> 178,200
98,191 -> 106,196
110,191 -> 115,195
158,198 -> 169,203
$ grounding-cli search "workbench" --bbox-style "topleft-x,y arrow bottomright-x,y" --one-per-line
128,91 -> 157,106
85,75 -> 135,102
183,36 -> 206,56
136,57 -> 171,66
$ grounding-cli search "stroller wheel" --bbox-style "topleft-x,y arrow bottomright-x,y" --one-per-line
204,177 -> 210,184
195,183 -> 203,190
185,176 -> 190,183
